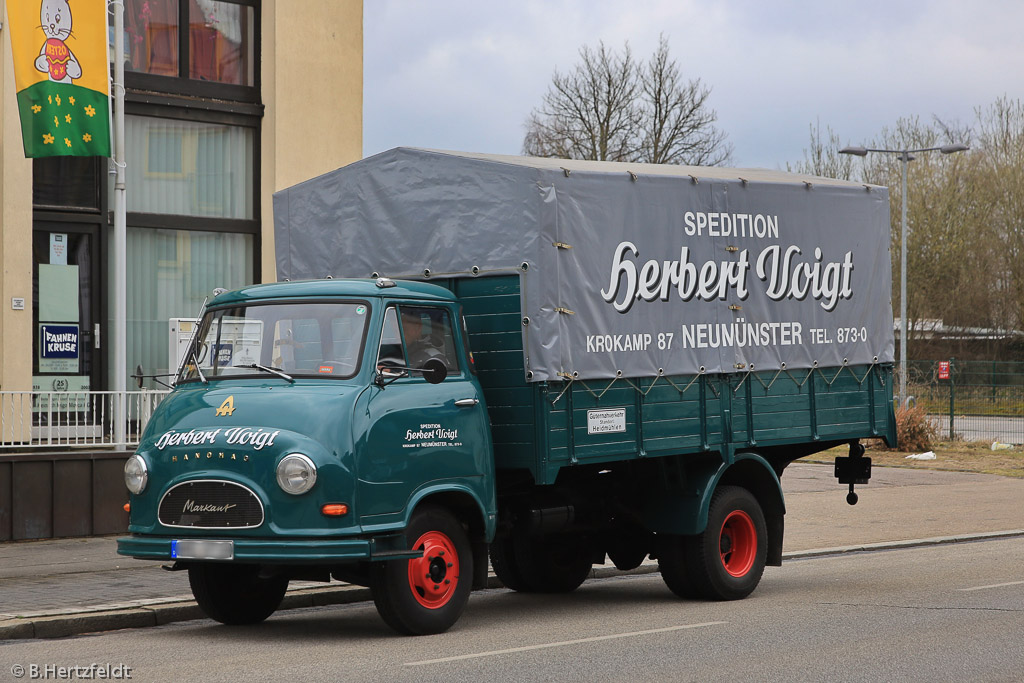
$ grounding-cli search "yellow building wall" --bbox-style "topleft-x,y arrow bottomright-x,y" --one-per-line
0,11 -> 36,395
260,0 -> 363,282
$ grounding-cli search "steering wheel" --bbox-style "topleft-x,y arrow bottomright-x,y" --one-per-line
376,357 -> 405,376
415,346 -> 449,370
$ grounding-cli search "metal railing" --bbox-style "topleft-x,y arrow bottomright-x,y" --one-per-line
907,360 -> 1024,444
0,390 -> 169,450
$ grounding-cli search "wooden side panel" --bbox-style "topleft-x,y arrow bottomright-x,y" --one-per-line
450,276 -> 536,472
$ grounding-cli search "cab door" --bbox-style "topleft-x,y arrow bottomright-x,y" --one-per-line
356,304 -> 492,526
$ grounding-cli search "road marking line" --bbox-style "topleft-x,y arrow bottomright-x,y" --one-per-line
958,580 -> 1024,592
404,621 -> 727,666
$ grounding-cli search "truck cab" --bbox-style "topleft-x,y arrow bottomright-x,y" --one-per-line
118,278 -> 497,634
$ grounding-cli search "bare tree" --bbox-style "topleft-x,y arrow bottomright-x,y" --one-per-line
637,37 -> 732,165
975,97 -> 1024,332
788,99 -> 1024,358
786,120 -> 856,180
524,37 -> 732,166
523,41 -> 641,162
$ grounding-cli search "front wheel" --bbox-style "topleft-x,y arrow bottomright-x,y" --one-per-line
188,563 -> 288,625
370,506 -> 473,635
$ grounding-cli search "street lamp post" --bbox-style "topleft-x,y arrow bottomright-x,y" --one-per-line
839,143 -> 969,408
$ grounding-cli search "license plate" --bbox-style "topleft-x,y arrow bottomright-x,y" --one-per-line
172,539 -> 234,560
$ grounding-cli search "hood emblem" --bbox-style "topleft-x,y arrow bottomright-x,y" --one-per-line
215,395 -> 235,417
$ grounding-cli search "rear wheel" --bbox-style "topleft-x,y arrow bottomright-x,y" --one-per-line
658,534 -> 694,599
188,564 -> 288,625
678,485 -> 767,600
489,536 -> 531,591
606,533 -> 649,571
370,506 -> 472,635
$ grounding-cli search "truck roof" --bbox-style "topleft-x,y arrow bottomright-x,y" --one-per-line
210,278 -> 457,307
403,148 -> 880,189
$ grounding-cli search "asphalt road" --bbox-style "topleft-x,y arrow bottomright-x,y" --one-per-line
2,537 -> 1021,682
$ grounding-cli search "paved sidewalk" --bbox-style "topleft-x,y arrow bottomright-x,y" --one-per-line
2,463 -> 1022,639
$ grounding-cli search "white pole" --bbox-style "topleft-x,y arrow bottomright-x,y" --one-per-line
899,153 -> 908,409
113,0 -> 127,449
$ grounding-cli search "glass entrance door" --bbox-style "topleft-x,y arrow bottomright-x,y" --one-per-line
32,224 -> 102,405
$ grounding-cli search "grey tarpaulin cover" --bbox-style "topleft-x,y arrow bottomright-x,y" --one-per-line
274,148 -> 895,382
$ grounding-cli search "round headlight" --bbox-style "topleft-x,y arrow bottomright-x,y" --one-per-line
276,453 -> 317,495
124,454 -> 148,494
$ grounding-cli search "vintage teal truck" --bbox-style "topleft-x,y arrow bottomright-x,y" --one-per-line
119,150 -> 897,635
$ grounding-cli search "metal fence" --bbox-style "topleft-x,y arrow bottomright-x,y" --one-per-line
907,359 -> 1024,444
0,390 -> 169,450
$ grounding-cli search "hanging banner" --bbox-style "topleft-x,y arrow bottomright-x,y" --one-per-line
6,0 -> 112,157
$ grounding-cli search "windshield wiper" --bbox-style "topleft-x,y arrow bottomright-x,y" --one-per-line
240,362 -> 294,383
191,350 -> 208,384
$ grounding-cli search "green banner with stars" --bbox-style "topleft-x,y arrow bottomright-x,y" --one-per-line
16,82 -> 111,157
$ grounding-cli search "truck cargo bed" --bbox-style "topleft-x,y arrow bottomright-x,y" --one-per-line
450,275 -> 895,485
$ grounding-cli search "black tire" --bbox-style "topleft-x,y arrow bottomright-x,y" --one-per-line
606,534 -> 649,571
510,534 -> 592,593
682,485 -> 767,601
489,536 -> 531,591
370,506 -> 473,635
188,563 -> 288,625
657,533 -> 695,599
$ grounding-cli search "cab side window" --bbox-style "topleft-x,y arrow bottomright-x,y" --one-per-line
376,307 -> 405,373
398,307 -> 460,373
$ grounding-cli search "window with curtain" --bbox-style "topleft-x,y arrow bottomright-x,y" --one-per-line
189,1 -> 253,85
121,0 -> 179,76
120,227 -> 253,384
119,0 -> 254,87
121,115 -> 254,219
98,1 -> 259,393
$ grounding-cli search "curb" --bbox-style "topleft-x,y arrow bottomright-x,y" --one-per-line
781,529 -> 1024,560
3,529 -> 1022,641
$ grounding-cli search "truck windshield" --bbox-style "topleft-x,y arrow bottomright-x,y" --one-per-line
178,301 -> 370,383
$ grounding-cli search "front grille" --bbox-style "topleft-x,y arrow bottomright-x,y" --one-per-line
158,480 -> 265,529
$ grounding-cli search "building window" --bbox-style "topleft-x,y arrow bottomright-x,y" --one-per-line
123,114 -> 254,219
117,0 -> 257,95
121,0 -> 179,76
123,227 -> 254,380
189,1 -> 255,86
33,158 -> 102,211
103,0 -> 260,390
146,129 -> 185,176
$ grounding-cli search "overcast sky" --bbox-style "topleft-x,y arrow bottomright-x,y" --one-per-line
364,1 -> 1023,169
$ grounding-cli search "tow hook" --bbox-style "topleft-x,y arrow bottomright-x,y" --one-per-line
834,441 -> 871,505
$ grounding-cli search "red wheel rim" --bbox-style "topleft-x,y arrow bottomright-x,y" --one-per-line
406,530 -> 460,609
719,510 -> 757,577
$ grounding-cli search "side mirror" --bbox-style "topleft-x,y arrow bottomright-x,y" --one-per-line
421,358 -> 448,384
